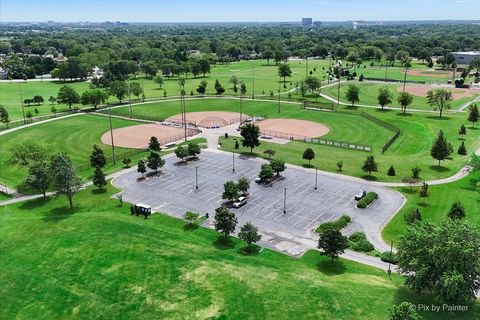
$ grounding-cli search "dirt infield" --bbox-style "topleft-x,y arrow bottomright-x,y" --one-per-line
397,85 -> 479,100
167,111 -> 242,128
256,119 -> 329,139
403,69 -> 453,78
101,124 -> 198,149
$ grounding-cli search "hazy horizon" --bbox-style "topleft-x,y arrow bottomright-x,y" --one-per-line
1,0 -> 479,23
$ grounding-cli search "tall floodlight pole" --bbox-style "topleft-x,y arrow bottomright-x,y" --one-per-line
195,166 -> 198,190
337,69 -> 341,105
18,82 -> 26,124
402,67 -> 408,92
108,106 -> 116,164
127,80 -> 132,118
252,65 -> 255,99
314,167 -> 318,190
283,187 -> 287,214
305,57 -> 308,77
387,241 -> 394,279
232,151 -> 235,172
278,77 -> 281,113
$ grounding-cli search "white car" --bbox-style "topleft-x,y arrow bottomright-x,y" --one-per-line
354,190 -> 367,201
232,196 -> 247,208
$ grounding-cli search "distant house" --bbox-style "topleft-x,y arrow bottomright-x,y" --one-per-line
53,53 -> 67,63
91,66 -> 104,79
0,67 -> 7,80
450,51 -> 480,66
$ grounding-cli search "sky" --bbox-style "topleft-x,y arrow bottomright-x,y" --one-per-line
1,0 -> 479,22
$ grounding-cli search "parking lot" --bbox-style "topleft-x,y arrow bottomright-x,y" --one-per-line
112,150 -> 404,255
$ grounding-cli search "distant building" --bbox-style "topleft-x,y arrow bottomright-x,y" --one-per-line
313,21 -> 322,27
302,18 -> 313,26
450,51 -> 480,66
353,21 -> 383,30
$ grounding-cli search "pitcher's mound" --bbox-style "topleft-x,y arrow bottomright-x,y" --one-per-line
167,111 -> 242,128
256,119 -> 329,140
101,123 -> 199,149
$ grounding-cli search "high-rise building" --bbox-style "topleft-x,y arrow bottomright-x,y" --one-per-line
302,18 -> 313,26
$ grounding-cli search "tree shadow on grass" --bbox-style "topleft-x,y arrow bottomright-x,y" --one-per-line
426,115 -> 451,121
18,196 -> 52,211
183,223 -> 199,232
360,175 -> 378,181
396,112 -> 413,117
418,202 -> 429,208
213,236 -> 235,250
302,164 -> 314,169
316,259 -> 346,276
92,189 -> 107,195
41,205 -> 79,222
238,244 -> 261,256
428,165 -> 451,173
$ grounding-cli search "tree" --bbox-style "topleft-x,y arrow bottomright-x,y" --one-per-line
237,177 -> 250,195
184,211 -> 199,225
57,85 -> 80,110
263,49 -> 274,65
387,165 -> 396,176
468,104 -> 479,128
430,130 -> 450,166
154,75 -> 164,89
24,160 -> 50,198
304,76 -> 320,94
270,159 -> 286,177
147,152 -> 165,173
49,153 -> 83,209
397,220 -> 480,303
388,302 -> 422,320
238,222 -> 262,247
263,149 -> 276,158
278,63 -> 292,83
418,182 -> 429,204
90,144 -> 106,168
240,123 -> 261,154
190,61 -> 201,78
427,89 -> 452,118
214,79 -> 225,95
33,95 -> 44,105
196,80 -> 208,94
377,87 -> 392,110
92,166 -> 107,190
175,145 -> 189,161
8,139 -> 50,167
458,141 -> 467,155
198,58 -> 211,77
259,164 -> 274,182
141,60 -> 158,78
187,142 -> 201,158
337,161 -> 344,172
345,84 -> 360,107
397,92 -> 413,114
448,202 -> 465,220
130,82 -> 142,100
122,158 -> 132,168
317,228 -> 348,263
302,148 -> 315,165
213,206 -> 238,239
148,136 -> 161,152
361,156 -> 378,176
0,105 -> 10,128
458,124 -> 467,139
109,80 -> 128,103
137,159 -> 147,178
222,181 -> 239,202
229,76 -> 239,92
411,166 -> 421,179
81,89 -> 108,109
404,208 -> 422,225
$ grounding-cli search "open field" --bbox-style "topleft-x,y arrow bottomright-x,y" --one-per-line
0,59 -> 332,121
0,115 -> 141,187
322,81 -> 479,111
1,183 -> 478,319
382,172 -> 480,244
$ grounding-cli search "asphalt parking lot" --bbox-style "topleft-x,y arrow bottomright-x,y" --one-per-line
112,150 -> 404,255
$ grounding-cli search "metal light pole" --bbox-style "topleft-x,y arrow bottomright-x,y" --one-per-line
18,83 -> 26,124
315,167 -> 318,190
108,106 -> 116,164
305,57 -> 308,78
283,187 -> 287,214
278,77 -> 281,113
195,166 -> 198,190
337,71 -> 341,104
387,241 -> 394,279
252,65 -> 255,99
232,151 -> 235,172
127,80 -> 132,118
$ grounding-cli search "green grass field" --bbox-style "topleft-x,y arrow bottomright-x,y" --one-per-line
0,59 -> 332,121
382,172 -> 480,244
322,81 -> 477,111
1,183 -> 477,319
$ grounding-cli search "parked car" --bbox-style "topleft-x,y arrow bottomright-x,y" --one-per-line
255,177 -> 263,183
232,196 -> 247,208
354,190 -> 367,201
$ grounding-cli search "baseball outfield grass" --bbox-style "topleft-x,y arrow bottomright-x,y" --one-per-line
1,183 -> 478,319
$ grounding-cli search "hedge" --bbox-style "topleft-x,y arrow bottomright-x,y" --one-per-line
357,192 -> 378,208
315,215 -> 351,233
348,232 -> 375,253
380,251 -> 398,264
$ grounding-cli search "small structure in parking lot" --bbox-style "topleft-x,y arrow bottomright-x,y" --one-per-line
134,203 -> 152,219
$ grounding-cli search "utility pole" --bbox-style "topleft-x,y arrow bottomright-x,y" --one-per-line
18,83 -> 26,124
387,241 -> 394,279
127,80 -> 132,118
403,67 -> 408,92
384,65 -> 388,82
108,106 -> 116,164
305,57 -> 308,78
337,69 -> 341,104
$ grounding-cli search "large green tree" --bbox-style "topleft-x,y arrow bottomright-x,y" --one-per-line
278,63 -> 292,83
427,89 -> 452,118
57,85 -> 80,110
430,130 -> 450,166
49,153 -> 83,209
468,104 -> 479,128
238,222 -> 262,248
345,84 -> 360,107
213,206 -> 238,239
0,104 -> 10,128
317,228 -> 348,263
240,123 -> 261,154
377,87 -> 392,110
397,92 -> 413,114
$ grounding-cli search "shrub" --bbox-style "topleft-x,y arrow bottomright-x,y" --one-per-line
348,232 -> 374,252
359,74 -> 364,81
387,165 -> 396,176
348,232 -> 367,243
316,215 -> 351,233
380,251 -> 398,264
356,192 -> 378,208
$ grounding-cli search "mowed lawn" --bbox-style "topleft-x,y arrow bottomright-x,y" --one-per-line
0,59 -> 331,121
0,114 -> 140,187
383,172 -> 480,244
1,184 -> 478,320
322,81 -> 477,111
